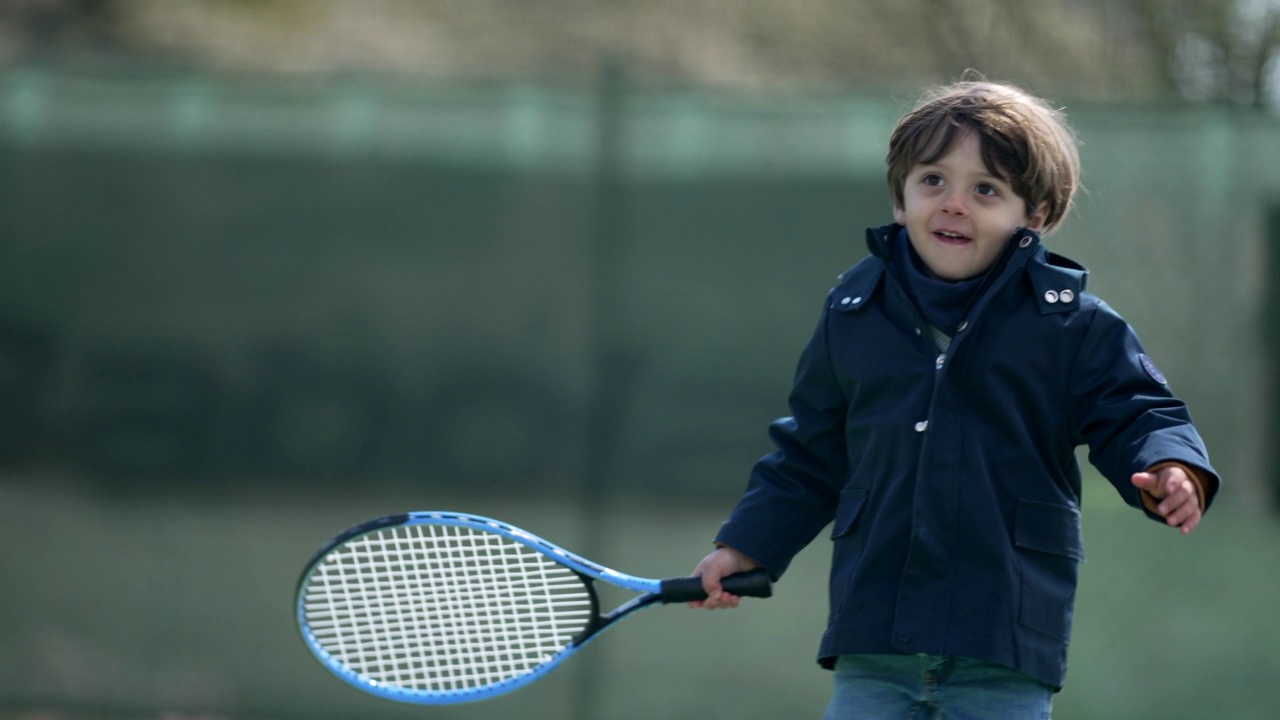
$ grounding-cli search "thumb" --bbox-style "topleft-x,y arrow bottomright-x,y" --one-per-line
1131,471 -> 1156,490
700,564 -> 725,599
1131,471 -> 1166,497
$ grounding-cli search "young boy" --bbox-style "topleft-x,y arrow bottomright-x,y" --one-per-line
689,81 -> 1219,718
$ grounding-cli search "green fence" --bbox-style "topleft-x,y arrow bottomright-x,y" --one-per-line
1,66 -> 1277,719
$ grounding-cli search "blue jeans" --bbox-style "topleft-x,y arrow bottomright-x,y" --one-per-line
824,654 -> 1053,720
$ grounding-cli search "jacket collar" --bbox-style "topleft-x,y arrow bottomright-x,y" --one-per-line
1026,248 -> 1089,314
836,224 -> 1087,316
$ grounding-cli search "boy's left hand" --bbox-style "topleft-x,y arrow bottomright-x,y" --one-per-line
1131,466 -> 1202,535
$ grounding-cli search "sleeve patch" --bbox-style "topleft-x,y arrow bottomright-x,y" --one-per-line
1139,354 -> 1168,384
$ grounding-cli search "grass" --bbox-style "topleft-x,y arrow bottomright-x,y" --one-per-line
0,472 -> 1276,720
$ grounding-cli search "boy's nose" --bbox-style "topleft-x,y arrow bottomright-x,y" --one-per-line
941,190 -> 968,215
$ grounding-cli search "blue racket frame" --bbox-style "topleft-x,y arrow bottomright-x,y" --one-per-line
296,511 -> 672,704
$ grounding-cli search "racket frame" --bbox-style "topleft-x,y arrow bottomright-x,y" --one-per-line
295,511 -> 686,704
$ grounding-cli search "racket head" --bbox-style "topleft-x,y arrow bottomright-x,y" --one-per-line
295,512 -> 658,704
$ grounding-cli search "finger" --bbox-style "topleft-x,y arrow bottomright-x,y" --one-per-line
1159,481 -> 1201,527
1180,512 -> 1201,535
1166,503 -> 1200,533
1163,501 -> 1189,526
1156,479 -> 1195,517
1156,490 -> 1183,517
688,564 -> 711,609
695,594 -> 722,610
1166,499 -> 1201,529
1130,472 -> 1161,496
706,593 -> 741,610
700,571 -> 724,601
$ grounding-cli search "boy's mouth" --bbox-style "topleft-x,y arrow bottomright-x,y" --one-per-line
933,229 -> 972,245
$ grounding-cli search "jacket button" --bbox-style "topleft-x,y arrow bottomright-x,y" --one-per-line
914,420 -> 928,432
956,320 -> 968,332
1019,236 -> 1032,248
935,354 -> 945,369
1059,289 -> 1075,303
1043,290 -> 1059,304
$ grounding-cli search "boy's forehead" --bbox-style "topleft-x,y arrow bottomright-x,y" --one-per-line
912,129 -> 1008,178
912,121 -> 968,159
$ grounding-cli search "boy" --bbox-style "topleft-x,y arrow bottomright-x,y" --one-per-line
689,81 -> 1219,718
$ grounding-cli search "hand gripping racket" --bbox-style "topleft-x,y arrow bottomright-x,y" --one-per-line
295,511 -> 772,704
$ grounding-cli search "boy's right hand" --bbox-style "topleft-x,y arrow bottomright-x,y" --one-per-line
688,545 -> 761,610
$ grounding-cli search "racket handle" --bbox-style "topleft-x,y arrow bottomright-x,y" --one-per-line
659,568 -> 773,603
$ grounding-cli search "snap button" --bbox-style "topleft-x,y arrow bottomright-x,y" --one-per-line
914,420 -> 928,432
935,354 -> 945,369
956,320 -> 968,332
1043,290 -> 1059,304
851,296 -> 862,304
841,297 -> 851,305
1059,289 -> 1075,303
1019,236 -> 1032,248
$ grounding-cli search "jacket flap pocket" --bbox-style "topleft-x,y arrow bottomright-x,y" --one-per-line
830,487 -> 869,539
1015,499 -> 1084,562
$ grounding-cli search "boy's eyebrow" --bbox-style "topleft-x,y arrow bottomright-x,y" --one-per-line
914,161 -> 1011,183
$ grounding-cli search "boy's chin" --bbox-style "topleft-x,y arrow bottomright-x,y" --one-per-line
917,246 -> 1000,282
923,262 -> 986,282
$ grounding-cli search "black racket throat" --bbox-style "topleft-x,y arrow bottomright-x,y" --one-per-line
569,572 -> 608,645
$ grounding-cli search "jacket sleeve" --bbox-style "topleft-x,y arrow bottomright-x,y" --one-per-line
714,295 -> 850,579
1069,301 -> 1220,519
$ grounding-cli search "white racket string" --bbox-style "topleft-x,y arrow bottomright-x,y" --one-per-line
301,522 -> 595,692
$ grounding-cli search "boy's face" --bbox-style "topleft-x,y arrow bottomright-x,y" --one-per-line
893,131 -> 1048,281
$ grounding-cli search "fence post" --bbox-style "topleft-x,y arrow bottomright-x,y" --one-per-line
572,55 -> 631,720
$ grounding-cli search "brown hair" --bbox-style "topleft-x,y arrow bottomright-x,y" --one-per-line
886,81 -> 1080,233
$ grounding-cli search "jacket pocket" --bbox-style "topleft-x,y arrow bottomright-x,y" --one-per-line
830,486 -> 870,539
1014,499 -> 1084,641
1014,498 -> 1084,561
827,486 -> 870,624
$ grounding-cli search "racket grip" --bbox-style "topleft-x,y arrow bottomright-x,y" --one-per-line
659,568 -> 773,603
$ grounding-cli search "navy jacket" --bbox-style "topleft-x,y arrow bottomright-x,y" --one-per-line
715,224 -> 1219,690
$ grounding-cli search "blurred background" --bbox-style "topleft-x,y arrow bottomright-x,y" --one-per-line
1,1 -> 1278,718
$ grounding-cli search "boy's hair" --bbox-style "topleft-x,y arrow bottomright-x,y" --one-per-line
886,81 -> 1080,234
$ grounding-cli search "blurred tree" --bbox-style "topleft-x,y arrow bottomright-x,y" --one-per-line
4,1 -> 1280,110
0,0 -> 125,59
1134,0 -> 1280,108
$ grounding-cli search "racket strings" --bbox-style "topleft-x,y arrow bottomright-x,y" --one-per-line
302,523 -> 595,694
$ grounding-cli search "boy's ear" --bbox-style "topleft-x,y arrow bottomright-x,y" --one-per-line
1026,202 -> 1049,232
892,204 -> 906,225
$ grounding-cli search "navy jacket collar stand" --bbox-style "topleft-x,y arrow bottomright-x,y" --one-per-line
835,224 -> 1090,318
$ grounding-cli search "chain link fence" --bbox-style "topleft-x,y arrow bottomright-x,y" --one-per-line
1,21 -> 1278,720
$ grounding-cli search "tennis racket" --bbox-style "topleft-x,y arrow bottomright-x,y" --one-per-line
295,511 -> 772,705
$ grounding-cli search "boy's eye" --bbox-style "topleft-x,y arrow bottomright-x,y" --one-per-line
975,182 -> 999,197
922,173 -> 944,186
